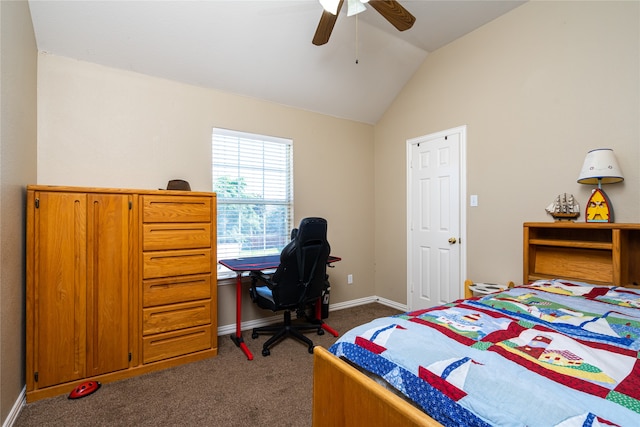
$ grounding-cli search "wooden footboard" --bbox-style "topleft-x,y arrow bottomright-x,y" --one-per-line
313,346 -> 443,427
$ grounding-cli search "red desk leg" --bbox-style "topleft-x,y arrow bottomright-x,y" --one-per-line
315,297 -> 339,337
230,273 -> 253,360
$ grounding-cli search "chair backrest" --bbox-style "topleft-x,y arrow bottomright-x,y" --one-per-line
271,217 -> 330,307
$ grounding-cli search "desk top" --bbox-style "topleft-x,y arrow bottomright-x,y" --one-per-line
219,254 -> 341,272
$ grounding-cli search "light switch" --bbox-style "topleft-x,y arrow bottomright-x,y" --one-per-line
470,195 -> 478,207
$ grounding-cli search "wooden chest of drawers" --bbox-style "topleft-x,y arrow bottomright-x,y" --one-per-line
141,195 -> 217,364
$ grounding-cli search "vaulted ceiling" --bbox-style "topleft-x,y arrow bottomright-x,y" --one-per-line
28,0 -> 526,124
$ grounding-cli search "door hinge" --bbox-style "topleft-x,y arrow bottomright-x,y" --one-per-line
129,352 -> 132,362
34,372 -> 38,382
35,198 -> 39,208
129,201 -> 132,210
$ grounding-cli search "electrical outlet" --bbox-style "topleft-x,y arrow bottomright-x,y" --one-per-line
347,274 -> 353,284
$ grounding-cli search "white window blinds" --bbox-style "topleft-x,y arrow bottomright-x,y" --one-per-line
212,128 -> 293,278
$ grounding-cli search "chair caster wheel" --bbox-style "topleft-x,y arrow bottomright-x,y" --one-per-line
308,346 -> 315,354
317,329 -> 325,336
252,331 -> 258,339
262,348 -> 270,356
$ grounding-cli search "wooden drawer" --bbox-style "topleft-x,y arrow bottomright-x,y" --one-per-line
142,196 -> 211,223
143,274 -> 211,307
143,249 -> 211,279
143,223 -> 211,251
143,300 -> 211,335
143,325 -> 212,364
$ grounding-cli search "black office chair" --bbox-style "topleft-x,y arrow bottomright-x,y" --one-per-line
249,217 -> 330,356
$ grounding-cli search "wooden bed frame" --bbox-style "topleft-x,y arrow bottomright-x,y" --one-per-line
313,346 -> 442,427
312,284 -> 483,427
312,222 -> 640,426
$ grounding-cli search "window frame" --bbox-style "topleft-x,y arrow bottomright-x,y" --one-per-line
212,127 -> 294,279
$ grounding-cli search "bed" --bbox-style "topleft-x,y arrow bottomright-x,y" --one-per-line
313,223 -> 640,426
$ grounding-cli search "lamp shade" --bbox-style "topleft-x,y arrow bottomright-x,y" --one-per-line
577,148 -> 624,185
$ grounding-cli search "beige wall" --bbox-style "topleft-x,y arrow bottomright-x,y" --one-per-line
374,0 -> 640,303
36,54 -> 376,327
13,1 -> 640,418
0,0 -> 38,423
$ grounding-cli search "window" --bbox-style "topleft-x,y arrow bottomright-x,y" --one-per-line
212,128 -> 293,278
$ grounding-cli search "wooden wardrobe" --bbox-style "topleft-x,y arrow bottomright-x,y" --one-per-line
26,185 -> 217,402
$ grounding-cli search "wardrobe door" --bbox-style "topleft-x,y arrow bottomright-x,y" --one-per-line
86,193 -> 131,376
32,192 -> 88,388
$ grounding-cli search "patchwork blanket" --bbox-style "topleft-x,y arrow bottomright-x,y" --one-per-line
329,280 -> 640,427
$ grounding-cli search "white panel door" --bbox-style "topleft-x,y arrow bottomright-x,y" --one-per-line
408,130 -> 462,310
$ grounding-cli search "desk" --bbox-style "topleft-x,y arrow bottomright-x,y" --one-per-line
219,254 -> 341,360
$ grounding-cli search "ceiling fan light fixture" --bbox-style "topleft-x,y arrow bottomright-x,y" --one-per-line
347,0 -> 367,16
319,0 -> 341,15
313,0 -> 415,46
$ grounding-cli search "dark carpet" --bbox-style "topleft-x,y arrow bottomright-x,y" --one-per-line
16,303 -> 401,427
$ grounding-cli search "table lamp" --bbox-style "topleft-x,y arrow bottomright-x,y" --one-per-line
577,148 -> 624,223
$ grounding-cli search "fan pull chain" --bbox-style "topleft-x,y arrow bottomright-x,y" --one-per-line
355,14 -> 359,64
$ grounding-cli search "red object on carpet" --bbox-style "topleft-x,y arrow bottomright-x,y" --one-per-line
68,381 -> 101,399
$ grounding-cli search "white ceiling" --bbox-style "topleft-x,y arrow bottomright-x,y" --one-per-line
28,0 -> 526,124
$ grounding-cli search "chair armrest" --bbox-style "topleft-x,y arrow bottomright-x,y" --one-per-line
249,271 -> 273,285
249,271 -> 274,302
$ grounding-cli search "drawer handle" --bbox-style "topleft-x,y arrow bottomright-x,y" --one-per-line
148,330 -> 206,345
149,227 -> 207,232
149,305 -> 206,317
149,279 -> 207,290
150,253 -> 207,261
148,202 -> 208,207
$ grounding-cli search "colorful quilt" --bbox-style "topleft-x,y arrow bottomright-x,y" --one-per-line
329,280 -> 640,427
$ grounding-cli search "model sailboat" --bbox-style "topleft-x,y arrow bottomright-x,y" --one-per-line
545,193 -> 580,221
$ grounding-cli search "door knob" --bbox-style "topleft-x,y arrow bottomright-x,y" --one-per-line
448,237 -> 457,244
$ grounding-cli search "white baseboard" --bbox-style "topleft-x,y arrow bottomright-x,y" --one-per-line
217,295 -> 406,336
3,386 -> 25,427
371,296 -> 408,312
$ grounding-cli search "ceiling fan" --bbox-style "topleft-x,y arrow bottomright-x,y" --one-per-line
312,0 -> 416,46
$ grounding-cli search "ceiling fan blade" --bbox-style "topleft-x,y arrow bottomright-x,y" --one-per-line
312,0 -> 344,45
368,0 -> 415,32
